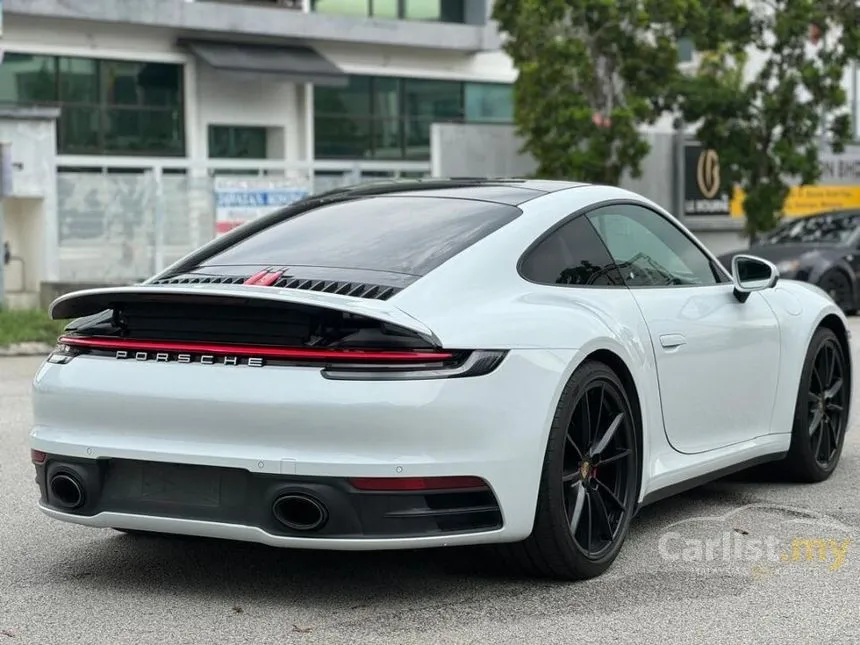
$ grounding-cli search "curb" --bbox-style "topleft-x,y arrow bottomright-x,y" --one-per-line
0,342 -> 53,357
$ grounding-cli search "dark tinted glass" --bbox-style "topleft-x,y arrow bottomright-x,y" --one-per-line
208,125 -> 268,159
201,196 -> 521,276
520,215 -> 625,286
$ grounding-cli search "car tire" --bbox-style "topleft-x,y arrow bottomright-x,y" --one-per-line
780,327 -> 850,482
818,270 -> 854,314
494,359 -> 639,580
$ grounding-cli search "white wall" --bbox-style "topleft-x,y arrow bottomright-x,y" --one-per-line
3,198 -> 45,294
0,111 -> 59,288
314,42 -> 516,82
195,64 -> 307,162
4,15 -> 182,61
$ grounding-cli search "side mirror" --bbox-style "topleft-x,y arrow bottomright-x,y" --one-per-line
732,254 -> 779,302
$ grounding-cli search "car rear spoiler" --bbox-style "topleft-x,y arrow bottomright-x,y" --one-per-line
49,284 -> 442,347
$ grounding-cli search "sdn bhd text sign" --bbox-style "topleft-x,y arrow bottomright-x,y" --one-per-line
683,141 -> 860,218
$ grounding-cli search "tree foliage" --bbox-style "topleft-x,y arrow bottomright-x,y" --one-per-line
493,0 -> 692,185
679,0 -> 860,240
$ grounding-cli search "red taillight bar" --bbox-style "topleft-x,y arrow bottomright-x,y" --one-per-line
31,449 -> 47,464
348,476 -> 489,492
57,336 -> 454,363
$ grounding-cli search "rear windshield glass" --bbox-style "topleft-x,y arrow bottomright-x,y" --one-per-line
200,195 -> 522,276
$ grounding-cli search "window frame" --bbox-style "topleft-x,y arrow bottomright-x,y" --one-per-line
516,199 -> 732,289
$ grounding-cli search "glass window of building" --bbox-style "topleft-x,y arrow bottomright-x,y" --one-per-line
371,0 -> 399,18
402,78 -> 462,158
208,126 -> 268,159
312,0 -> 370,16
0,52 -> 184,156
315,75 -> 373,159
403,0 -> 464,22
314,77 -> 513,160
311,0 -> 465,22
465,82 -> 514,123
0,53 -> 57,104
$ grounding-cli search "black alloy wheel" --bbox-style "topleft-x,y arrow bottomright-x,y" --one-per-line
783,327 -> 850,482
562,377 -> 635,560
496,360 -> 639,580
807,335 -> 847,468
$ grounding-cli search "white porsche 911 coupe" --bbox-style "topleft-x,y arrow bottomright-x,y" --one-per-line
30,178 -> 852,580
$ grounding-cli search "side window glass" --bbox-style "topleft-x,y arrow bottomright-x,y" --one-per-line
586,205 -> 720,287
520,215 -> 625,286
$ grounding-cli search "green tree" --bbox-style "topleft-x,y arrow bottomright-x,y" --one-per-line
493,0 -> 691,184
679,0 -> 860,241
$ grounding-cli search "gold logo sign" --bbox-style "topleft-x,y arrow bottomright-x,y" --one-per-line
696,149 -> 721,199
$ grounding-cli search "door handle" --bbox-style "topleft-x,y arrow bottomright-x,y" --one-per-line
659,333 -> 687,349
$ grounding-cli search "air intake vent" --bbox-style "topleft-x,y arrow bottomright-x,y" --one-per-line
150,273 -> 401,300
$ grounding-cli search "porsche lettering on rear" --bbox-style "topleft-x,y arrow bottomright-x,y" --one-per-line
115,350 -> 265,367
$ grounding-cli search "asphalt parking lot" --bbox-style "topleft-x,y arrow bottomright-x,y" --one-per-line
3,324 -> 860,645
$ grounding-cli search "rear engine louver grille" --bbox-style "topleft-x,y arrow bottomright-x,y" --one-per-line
153,275 -> 247,286
150,274 -> 400,300
272,277 -> 397,300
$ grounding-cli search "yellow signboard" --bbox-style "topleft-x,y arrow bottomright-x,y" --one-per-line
730,185 -> 860,218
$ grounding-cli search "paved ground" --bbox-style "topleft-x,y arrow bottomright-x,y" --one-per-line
3,323 -> 860,645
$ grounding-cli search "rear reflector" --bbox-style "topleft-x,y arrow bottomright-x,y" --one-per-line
348,476 -> 489,492
31,449 -> 47,464
57,336 -> 454,363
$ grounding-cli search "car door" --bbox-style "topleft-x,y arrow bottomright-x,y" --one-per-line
585,203 -> 781,454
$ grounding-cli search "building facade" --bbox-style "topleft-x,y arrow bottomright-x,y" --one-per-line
0,0 -> 517,299
0,0 -> 515,177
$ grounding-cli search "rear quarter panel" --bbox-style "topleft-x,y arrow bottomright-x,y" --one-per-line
390,186 -> 674,501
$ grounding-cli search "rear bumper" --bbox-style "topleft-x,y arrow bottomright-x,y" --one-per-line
30,348 -> 576,546
34,455 -> 503,545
